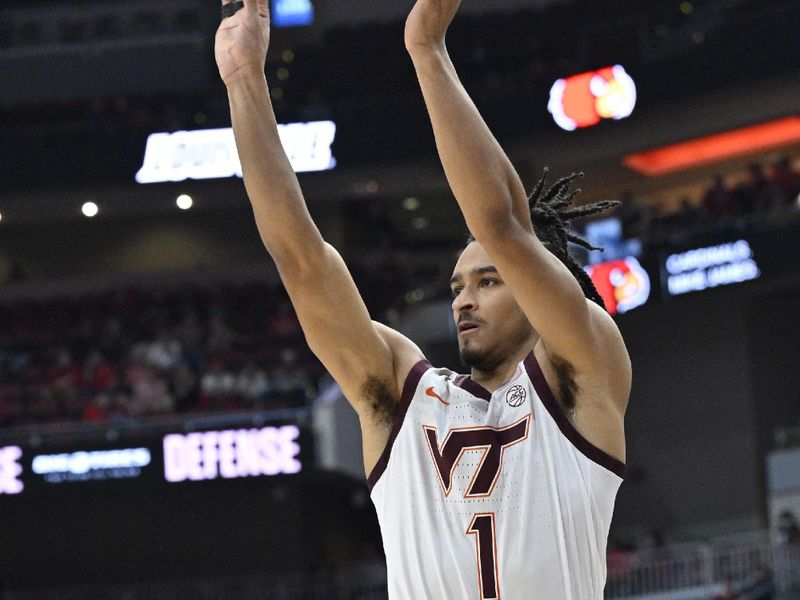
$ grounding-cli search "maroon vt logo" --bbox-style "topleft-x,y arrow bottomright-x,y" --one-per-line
423,415 -> 530,498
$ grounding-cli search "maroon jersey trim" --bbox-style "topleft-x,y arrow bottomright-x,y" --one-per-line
366,359 -> 432,491
453,374 -> 492,401
523,352 -> 626,479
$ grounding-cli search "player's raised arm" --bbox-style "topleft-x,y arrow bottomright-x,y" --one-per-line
214,0 -> 423,471
405,0 -> 629,393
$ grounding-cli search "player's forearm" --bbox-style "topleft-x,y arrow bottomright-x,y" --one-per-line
409,47 -> 531,238
226,68 -> 324,267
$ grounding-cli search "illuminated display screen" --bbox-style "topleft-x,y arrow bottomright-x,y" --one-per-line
32,448 -> 151,483
163,426 -> 302,483
663,240 -> 760,296
272,0 -> 314,27
548,65 -> 636,131
135,121 -> 337,184
586,257 -> 651,316
0,446 -> 24,495
0,422 -> 310,497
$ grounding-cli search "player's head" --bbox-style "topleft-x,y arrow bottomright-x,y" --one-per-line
452,169 -> 617,370
451,241 -> 535,371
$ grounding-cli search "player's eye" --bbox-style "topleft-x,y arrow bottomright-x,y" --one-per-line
451,287 -> 463,297
480,278 -> 497,287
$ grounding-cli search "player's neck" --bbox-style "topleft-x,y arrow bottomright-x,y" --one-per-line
470,340 -> 537,393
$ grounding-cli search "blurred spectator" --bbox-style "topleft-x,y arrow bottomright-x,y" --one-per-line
737,566 -> 774,600
206,314 -> 235,356
82,393 -> 111,422
47,349 -> 82,392
201,358 -> 236,408
702,175 -> 735,220
617,191 -> 650,239
271,348 -> 310,406
776,510 -> 800,545
145,328 -> 182,371
771,156 -> 800,204
268,302 -> 301,339
236,361 -> 271,408
734,164 -> 783,215
82,350 -> 118,395
126,358 -> 174,415
170,360 -> 199,412
711,578 -> 738,600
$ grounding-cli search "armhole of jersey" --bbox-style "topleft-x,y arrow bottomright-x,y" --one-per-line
523,352 -> 626,479
366,359 -> 431,491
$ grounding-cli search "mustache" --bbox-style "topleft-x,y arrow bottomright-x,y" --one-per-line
458,314 -> 486,325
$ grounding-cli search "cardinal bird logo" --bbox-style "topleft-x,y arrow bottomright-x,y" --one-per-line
548,65 -> 637,131
586,257 -> 651,316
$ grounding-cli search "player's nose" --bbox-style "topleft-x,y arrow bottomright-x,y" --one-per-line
452,288 -> 477,313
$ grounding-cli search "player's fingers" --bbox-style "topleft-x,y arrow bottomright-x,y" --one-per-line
221,0 -> 245,20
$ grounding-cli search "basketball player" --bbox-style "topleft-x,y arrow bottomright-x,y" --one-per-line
215,0 -> 630,598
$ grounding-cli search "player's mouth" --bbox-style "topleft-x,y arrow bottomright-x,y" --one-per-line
458,322 -> 480,336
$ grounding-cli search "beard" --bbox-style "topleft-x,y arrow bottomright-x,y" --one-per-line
460,344 -> 495,371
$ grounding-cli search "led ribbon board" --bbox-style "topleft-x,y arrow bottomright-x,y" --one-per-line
0,446 -> 24,494
136,121 -> 336,184
31,448 -> 152,483
664,240 -> 760,296
163,425 -> 302,483
548,65 -> 636,131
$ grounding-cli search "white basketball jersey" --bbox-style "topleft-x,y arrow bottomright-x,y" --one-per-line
368,351 -> 624,600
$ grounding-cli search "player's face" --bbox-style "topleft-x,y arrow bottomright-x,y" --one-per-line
450,241 -> 535,371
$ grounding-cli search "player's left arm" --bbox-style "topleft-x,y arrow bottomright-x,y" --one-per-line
406,1 -> 630,412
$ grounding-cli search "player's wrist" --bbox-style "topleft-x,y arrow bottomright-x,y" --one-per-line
407,42 -> 449,71
222,63 -> 268,88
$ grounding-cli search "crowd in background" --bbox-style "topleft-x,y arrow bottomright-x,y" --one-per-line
0,283 -> 319,427
617,156 -> 800,242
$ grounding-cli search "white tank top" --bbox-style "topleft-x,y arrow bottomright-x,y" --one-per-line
368,351 -> 624,600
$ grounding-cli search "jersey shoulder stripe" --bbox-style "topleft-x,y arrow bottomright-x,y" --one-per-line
523,352 -> 625,478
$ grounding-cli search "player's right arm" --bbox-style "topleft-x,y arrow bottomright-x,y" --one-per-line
215,0 -> 424,473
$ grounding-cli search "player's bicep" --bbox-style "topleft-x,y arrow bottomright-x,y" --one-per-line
276,243 -> 404,412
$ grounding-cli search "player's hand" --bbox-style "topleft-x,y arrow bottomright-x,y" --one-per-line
215,0 -> 270,86
404,0 -> 463,54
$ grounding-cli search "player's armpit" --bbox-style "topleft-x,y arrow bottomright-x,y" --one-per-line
275,242 -> 424,420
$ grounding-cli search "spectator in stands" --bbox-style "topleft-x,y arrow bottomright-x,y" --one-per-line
776,510 -> 800,546
236,361 -> 271,408
206,313 -> 235,356
145,328 -> 182,372
268,301 -> 301,339
617,191 -> 650,239
82,350 -> 118,395
126,354 -> 174,415
82,392 -> 110,422
737,566 -> 774,600
770,156 -> 800,205
170,360 -> 199,413
270,348 -> 310,406
702,175 -> 735,220
712,578 -> 738,600
734,164 -> 782,215
47,348 -> 82,392
200,357 -> 236,409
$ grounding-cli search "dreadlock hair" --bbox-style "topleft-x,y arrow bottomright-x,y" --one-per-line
467,168 -> 619,311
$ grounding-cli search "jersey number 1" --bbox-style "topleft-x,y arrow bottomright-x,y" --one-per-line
424,415 -> 530,600
467,512 -> 500,599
